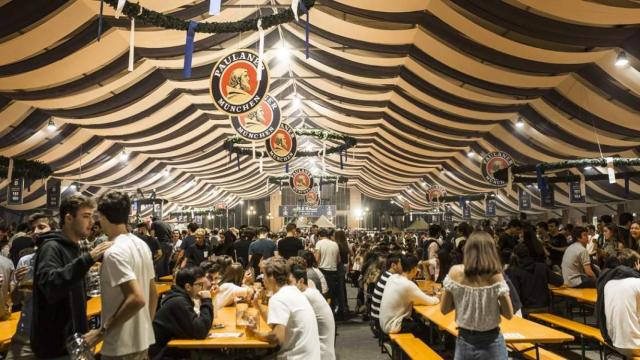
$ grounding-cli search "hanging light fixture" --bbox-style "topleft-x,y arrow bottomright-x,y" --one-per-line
292,96 -> 302,109
515,117 -> 525,128
47,119 -> 56,130
120,150 -> 128,161
467,150 -> 475,157
615,51 -> 629,67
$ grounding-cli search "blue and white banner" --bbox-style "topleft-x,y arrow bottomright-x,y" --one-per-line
485,199 -> 496,217
279,205 -> 336,217
518,188 -> 531,211
7,178 -> 23,205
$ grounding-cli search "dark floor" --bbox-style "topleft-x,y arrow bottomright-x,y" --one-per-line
335,285 -> 611,360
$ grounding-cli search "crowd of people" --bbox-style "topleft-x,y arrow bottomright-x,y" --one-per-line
1,198 -> 639,359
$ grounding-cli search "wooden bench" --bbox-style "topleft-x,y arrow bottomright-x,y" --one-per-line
389,333 -> 442,360
509,343 -> 567,360
529,313 -> 603,359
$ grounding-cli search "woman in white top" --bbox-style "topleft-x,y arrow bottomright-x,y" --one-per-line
213,262 -> 253,311
441,231 -> 513,360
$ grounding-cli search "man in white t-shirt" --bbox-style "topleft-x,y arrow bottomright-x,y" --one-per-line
601,249 -> 640,358
85,192 -> 157,359
379,254 -> 439,334
314,229 -> 341,317
247,257 -> 320,360
290,263 -> 335,360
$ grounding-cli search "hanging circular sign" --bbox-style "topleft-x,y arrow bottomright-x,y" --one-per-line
426,185 -> 447,204
289,169 -> 314,195
265,123 -> 297,163
210,49 -> 270,115
305,190 -> 320,207
229,94 -> 281,140
481,151 -> 514,186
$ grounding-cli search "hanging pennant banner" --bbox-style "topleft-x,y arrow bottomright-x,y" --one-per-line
481,151 -> 514,186
7,178 -> 23,205
265,123 -> 297,163
426,214 -> 433,223
485,199 -> 497,217
462,203 -> 471,219
518,188 -> 531,211
444,212 -> 453,223
540,184 -> 556,208
210,49 -> 270,115
606,157 -> 616,184
305,190 -> 320,207
289,168 -> 314,195
46,179 -> 61,208
569,181 -> 585,203
231,94 -> 281,140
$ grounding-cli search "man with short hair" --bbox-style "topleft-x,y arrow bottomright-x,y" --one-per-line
150,266 -> 215,359
136,222 -> 162,265
182,229 -> 209,268
422,225 -> 442,280
278,223 -> 304,260
499,219 -> 522,263
249,226 -> 276,263
546,218 -> 568,268
597,249 -> 640,358
562,226 -> 596,288
247,257 -> 320,359
536,222 -> 549,243
31,194 -> 113,359
370,252 -> 402,329
150,217 -> 173,277
619,212 -> 634,249
84,192 -> 157,359
290,263 -> 335,360
379,254 -> 439,334
315,229 -> 341,319
308,225 -> 319,248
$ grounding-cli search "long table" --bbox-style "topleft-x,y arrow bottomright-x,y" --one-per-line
413,304 -> 574,359
167,306 -> 275,349
551,287 -> 596,305
0,283 -> 172,348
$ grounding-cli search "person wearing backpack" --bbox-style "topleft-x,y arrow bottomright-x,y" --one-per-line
422,225 -> 442,280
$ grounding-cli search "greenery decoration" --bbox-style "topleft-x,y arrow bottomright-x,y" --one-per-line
268,175 -> 348,185
225,128 -> 357,157
104,0 -> 315,33
170,209 -> 226,218
494,157 -> 640,182
441,193 -> 496,203
0,156 -> 53,180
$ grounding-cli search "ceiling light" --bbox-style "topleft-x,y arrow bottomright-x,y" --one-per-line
615,51 -> 629,67
467,150 -> 475,157
292,96 -> 302,109
408,188 -> 413,193
47,119 -> 56,130
120,150 -> 128,161
584,166 -> 592,170
515,117 -> 525,128
163,168 -> 170,176
278,46 -> 290,62
239,200 -> 244,205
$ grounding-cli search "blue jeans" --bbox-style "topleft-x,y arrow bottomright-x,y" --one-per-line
455,328 -> 507,360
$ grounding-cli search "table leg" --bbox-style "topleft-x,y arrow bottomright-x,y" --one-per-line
535,344 -> 539,360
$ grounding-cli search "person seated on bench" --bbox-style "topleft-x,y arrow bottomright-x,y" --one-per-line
596,249 -> 640,359
506,244 -> 564,315
379,254 -> 439,334
562,226 -> 597,288
290,263 -> 336,360
150,266 -> 215,360
371,252 -> 402,332
441,231 -> 513,360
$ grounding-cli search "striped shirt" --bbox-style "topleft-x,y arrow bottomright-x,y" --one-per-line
371,271 -> 392,319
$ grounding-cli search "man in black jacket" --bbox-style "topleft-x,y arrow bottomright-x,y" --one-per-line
31,194 -> 113,359
150,267 -> 215,359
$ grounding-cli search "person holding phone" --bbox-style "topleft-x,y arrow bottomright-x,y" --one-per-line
150,266 -> 216,359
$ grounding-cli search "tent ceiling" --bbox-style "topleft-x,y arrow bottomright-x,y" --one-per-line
0,0 -> 640,216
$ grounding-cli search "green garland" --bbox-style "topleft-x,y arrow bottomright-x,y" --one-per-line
494,157 -> 640,182
170,209 -> 226,218
441,193 -> 496,203
104,0 -> 315,33
224,128 -> 357,157
0,156 -> 53,180
268,175 -> 348,185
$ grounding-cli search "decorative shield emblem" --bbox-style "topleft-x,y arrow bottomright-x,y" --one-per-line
481,151 -> 514,186
210,49 -> 269,115
426,185 -> 447,204
305,190 -> 320,206
230,94 -> 281,140
289,169 -> 314,195
266,123 -> 297,163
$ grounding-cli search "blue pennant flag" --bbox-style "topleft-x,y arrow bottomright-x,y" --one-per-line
209,0 -> 221,15
299,1 -> 310,59
183,21 -> 198,79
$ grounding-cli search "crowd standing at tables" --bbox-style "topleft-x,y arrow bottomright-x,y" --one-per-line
0,198 -> 639,359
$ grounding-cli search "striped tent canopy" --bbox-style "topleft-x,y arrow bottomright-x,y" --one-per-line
1,0 -> 640,218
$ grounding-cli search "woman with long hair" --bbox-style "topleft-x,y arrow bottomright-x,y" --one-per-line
601,224 -> 623,262
213,262 -> 253,311
630,221 -> 640,253
441,231 -> 513,360
521,224 -> 548,263
334,229 -> 351,316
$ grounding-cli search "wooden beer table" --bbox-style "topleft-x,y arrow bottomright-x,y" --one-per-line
413,304 -> 574,360
551,287 -> 596,305
158,275 -> 173,283
168,306 -> 275,349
